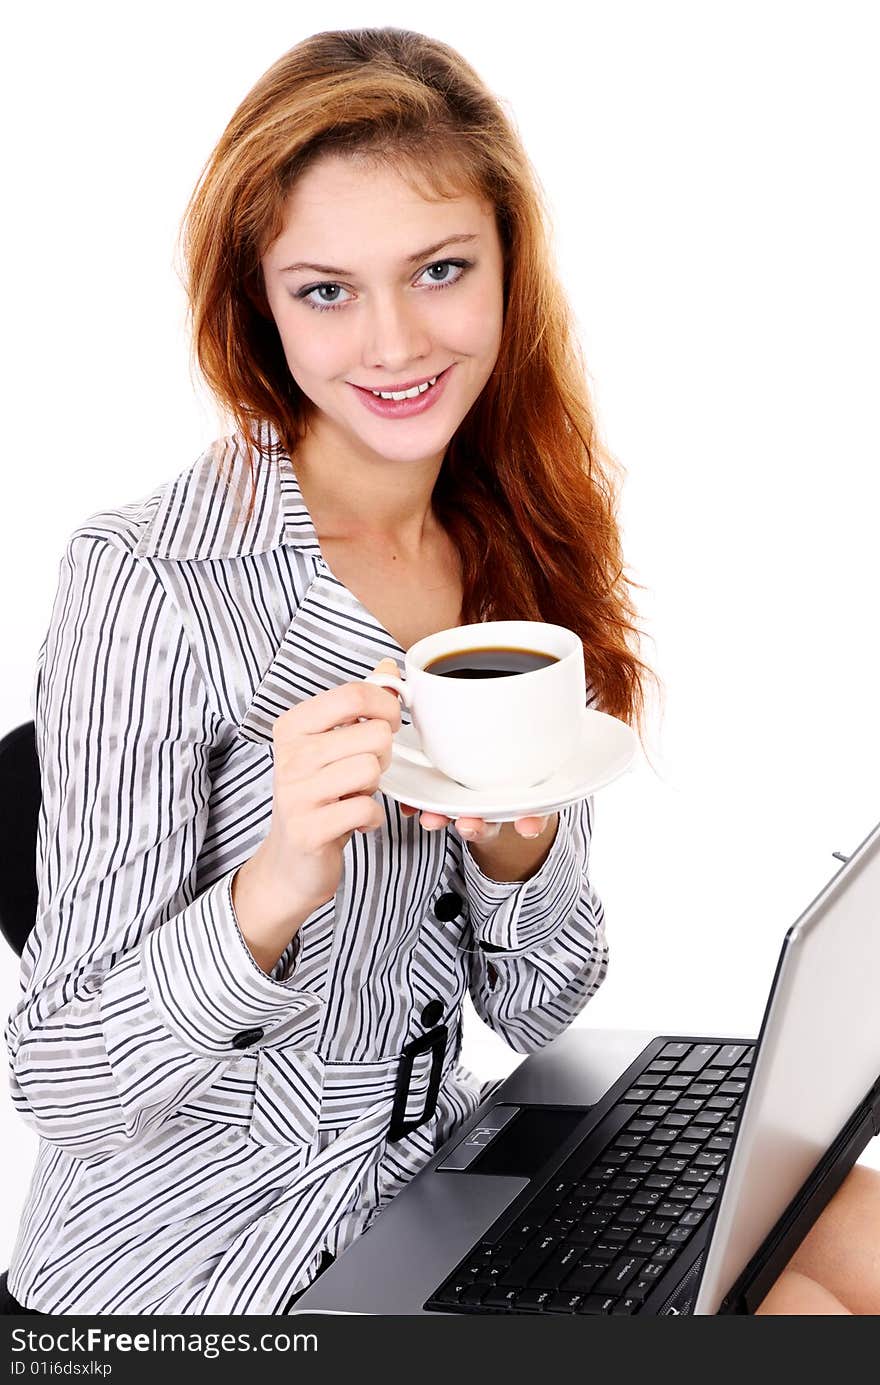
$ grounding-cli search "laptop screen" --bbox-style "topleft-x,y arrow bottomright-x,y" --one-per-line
694,819 -> 880,1313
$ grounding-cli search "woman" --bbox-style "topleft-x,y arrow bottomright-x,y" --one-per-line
3,28 -> 877,1316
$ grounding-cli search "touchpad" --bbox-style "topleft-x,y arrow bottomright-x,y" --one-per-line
437,1104 -> 592,1177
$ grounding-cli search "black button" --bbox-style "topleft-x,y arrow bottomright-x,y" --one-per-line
232,1027 -> 264,1049
433,891 -> 463,921
421,1000 -> 444,1027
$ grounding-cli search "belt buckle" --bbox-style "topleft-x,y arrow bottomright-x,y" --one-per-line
388,1025 -> 448,1142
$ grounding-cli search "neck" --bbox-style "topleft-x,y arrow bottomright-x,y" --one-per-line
292,422 -> 446,555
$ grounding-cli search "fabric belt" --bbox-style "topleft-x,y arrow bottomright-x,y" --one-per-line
248,1024 -> 454,1150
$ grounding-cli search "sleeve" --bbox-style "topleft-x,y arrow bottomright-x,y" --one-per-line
458,794 -> 608,1052
4,532 -> 323,1163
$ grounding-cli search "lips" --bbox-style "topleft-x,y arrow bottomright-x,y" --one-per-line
352,365 -> 450,397
349,363 -> 454,418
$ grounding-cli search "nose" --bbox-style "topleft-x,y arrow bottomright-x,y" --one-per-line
361,289 -> 433,375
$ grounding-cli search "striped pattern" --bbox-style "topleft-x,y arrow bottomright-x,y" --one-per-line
4,423 -> 608,1313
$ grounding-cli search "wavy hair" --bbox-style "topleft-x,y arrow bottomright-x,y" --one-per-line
176,27 -> 663,751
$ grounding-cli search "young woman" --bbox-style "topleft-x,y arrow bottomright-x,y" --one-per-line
4,28 -> 878,1316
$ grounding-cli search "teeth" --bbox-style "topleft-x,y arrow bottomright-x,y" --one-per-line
370,375 -> 438,400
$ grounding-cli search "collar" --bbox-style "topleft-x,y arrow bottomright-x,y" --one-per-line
132,420 -> 323,562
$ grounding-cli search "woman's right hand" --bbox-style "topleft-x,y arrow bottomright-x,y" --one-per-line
231,662 -> 402,972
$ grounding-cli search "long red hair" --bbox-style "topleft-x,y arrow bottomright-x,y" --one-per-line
176,27 -> 663,751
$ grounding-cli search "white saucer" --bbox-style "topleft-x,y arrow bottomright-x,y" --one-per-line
379,708 -> 637,822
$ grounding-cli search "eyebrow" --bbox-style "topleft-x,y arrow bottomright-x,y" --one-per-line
278,233 -> 480,276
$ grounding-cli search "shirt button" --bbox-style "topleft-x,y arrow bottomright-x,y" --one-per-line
231,1027 -> 264,1049
420,999 -> 444,1027
433,891 -> 463,922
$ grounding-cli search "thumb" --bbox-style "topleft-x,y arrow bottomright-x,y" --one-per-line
371,656 -> 401,676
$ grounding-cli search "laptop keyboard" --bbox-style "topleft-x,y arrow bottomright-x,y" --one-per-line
424,1038 -> 755,1314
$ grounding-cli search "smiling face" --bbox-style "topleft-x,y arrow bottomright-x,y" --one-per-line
260,154 -> 505,472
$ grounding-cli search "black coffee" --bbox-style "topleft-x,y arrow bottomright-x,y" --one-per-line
424,645 -> 559,679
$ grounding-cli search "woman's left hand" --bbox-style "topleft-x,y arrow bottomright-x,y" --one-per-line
399,803 -> 551,842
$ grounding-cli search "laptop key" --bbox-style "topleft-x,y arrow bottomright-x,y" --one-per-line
657,1157 -> 687,1174
651,1245 -> 679,1263
597,1255 -> 645,1293
719,1080 -> 747,1095
641,1218 -> 673,1236
645,1175 -> 674,1190
681,1169 -> 712,1185
691,1194 -> 717,1211
563,1259 -> 609,1294
731,1065 -> 751,1081
545,1291 -> 585,1313
639,1143 -> 668,1158
628,1236 -> 660,1255
650,1129 -> 680,1144
667,1226 -> 695,1245
679,1209 -> 707,1227
601,1149 -> 629,1165
707,1096 -> 737,1111
513,1288 -> 552,1311
531,1244 -> 583,1288
603,1228 -> 632,1245
695,1152 -> 725,1168
647,1060 -> 677,1072
499,1235 -> 560,1286
659,1043 -> 691,1059
626,1159 -> 654,1175
578,1294 -> 617,1314
676,1043 -> 718,1073
706,1136 -> 733,1153
590,1241 -> 622,1262
655,1201 -> 685,1219
670,1142 -> 701,1157
618,1209 -> 647,1226
459,1281 -> 492,1304
482,1287 -> 519,1309
610,1297 -> 640,1313
625,1087 -> 656,1102
673,1098 -> 704,1114
714,1044 -> 748,1067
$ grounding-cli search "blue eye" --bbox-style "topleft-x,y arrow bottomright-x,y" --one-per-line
293,259 -> 473,313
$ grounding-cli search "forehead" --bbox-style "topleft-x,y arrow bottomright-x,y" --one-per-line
270,153 -> 490,247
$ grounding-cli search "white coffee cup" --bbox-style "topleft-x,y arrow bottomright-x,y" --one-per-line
364,620 -> 586,792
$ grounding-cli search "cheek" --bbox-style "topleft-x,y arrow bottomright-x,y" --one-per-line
278,317 -> 347,380
449,286 -> 504,357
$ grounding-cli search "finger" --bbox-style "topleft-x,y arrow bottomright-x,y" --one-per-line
304,714 -> 396,781
455,817 -> 502,842
312,752 -> 385,806
419,811 -> 452,831
514,815 -> 549,838
400,803 -> 420,816
278,679 -> 403,737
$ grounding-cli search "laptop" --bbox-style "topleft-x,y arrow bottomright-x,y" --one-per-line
293,815 -> 880,1316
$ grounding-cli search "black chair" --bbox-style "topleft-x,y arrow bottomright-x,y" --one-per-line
0,722 -> 40,957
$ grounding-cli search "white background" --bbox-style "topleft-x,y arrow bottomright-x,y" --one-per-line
1,1 -> 878,1271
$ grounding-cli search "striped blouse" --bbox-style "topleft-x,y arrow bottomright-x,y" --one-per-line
4,422 -> 608,1314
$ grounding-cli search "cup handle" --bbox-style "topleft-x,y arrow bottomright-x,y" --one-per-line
363,672 -> 434,770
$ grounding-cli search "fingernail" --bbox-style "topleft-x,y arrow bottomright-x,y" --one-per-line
522,829 -> 541,838
458,828 -> 476,839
